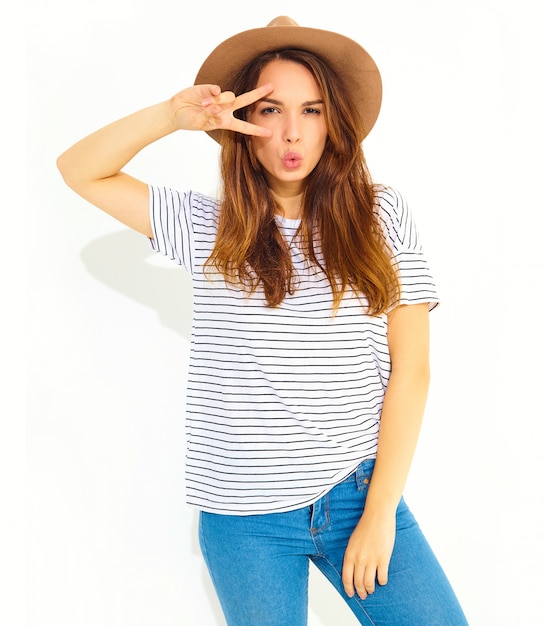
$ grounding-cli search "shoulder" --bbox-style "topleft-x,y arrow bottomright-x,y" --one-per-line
373,184 -> 410,231
187,190 -> 220,225
373,184 -> 421,251
373,184 -> 408,221
150,186 -> 220,221
187,189 -> 219,211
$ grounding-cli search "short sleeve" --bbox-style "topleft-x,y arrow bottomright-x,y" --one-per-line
376,186 -> 440,311
148,185 -> 194,273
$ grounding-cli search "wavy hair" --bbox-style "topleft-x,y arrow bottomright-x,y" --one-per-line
205,49 -> 400,315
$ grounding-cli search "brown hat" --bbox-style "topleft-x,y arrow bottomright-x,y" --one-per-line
195,16 -> 382,143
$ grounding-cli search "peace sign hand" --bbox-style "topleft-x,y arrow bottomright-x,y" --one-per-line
170,83 -> 274,137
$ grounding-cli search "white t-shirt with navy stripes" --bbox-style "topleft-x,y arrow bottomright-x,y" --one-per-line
149,185 -> 439,515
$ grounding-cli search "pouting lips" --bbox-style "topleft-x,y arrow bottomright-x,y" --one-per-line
282,152 -> 303,169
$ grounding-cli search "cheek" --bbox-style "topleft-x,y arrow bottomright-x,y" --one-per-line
251,133 -> 275,156
247,139 -> 268,170
312,134 -> 328,159
318,125 -> 328,148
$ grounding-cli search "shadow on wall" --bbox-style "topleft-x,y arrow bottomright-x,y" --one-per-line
80,229 -> 193,340
79,228 -> 356,626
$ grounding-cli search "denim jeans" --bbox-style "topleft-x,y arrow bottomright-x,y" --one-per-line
199,459 -> 468,625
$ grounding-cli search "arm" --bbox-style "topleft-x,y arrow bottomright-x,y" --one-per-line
56,83 -> 273,236
342,302 -> 431,599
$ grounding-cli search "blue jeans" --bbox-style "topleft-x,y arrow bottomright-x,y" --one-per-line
199,460 -> 468,625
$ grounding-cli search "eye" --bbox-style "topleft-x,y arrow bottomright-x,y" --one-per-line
304,107 -> 322,115
259,106 -> 280,115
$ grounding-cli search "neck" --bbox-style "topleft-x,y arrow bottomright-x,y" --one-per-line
277,206 -> 302,220
271,190 -> 303,220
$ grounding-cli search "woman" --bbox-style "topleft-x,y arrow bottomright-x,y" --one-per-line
57,16 -> 468,626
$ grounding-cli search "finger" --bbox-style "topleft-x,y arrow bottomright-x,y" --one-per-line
229,84 -> 275,137
354,566 -> 369,600
201,83 -> 272,110
233,82 -> 274,110
230,119 -> 272,138
363,567 -> 376,596
199,107 -> 271,138
341,562 -> 356,598
377,562 -> 389,586
201,89 -> 235,108
197,84 -> 221,101
201,83 -> 274,137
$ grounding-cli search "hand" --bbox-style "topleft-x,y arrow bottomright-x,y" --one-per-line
341,509 -> 396,600
169,83 -> 274,137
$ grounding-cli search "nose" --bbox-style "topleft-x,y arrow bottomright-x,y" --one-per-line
283,114 -> 301,143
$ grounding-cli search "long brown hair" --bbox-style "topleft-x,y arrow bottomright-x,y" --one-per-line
205,49 -> 400,315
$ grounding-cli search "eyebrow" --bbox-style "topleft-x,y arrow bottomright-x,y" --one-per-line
259,97 -> 324,106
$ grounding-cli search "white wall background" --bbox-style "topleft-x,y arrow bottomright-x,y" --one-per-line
25,1 -> 546,624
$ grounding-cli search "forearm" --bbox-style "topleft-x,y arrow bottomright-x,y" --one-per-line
57,99 -> 176,189
341,359 -> 430,599
364,303 -> 431,515
56,83 -> 274,236
365,365 -> 430,515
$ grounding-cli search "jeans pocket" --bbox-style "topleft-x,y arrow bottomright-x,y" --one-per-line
355,459 -> 375,492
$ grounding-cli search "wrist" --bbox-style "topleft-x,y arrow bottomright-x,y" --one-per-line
363,485 -> 401,517
152,99 -> 180,136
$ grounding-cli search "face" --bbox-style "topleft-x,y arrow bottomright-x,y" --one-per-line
247,59 -> 328,200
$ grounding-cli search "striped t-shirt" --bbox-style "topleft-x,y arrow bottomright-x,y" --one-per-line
149,185 -> 439,515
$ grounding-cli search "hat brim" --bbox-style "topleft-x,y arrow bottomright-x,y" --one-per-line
195,21 -> 382,143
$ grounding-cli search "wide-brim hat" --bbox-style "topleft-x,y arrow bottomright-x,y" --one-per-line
195,16 -> 382,144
